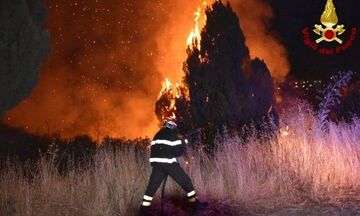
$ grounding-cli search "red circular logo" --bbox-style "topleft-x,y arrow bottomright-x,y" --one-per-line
324,29 -> 335,40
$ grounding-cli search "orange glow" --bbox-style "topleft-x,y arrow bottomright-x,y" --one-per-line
158,1 -> 208,111
228,0 -> 290,82
5,0 -> 289,140
155,0 -> 210,85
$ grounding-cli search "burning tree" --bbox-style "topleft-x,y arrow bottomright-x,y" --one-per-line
155,78 -> 175,127
184,1 -> 249,133
156,1 -> 279,146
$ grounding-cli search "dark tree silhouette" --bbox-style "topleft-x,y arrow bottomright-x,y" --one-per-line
246,59 -> 274,119
0,0 -> 51,117
243,58 -> 279,142
185,1 -> 249,130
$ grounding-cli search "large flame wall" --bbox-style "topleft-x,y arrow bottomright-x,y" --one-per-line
5,0 -> 289,139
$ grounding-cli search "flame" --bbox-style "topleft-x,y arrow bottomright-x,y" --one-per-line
159,78 -> 176,107
159,1 -> 208,110
159,78 -> 184,99
159,78 -> 173,97
5,0 -> 289,139
320,0 -> 338,28
158,1 -> 207,111
186,7 -> 201,50
157,78 -> 187,121
186,1 -> 208,50
280,125 -> 290,137
158,77 -> 190,121
175,83 -> 181,98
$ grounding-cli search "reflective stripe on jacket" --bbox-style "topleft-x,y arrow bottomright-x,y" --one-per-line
149,127 -> 188,164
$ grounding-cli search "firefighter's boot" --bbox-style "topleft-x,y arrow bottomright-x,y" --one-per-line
190,199 -> 208,212
139,205 -> 151,216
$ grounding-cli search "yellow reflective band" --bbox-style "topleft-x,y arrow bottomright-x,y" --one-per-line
188,197 -> 197,203
149,158 -> 177,163
187,190 -> 196,197
142,201 -> 151,206
151,139 -> 182,146
143,195 -> 153,201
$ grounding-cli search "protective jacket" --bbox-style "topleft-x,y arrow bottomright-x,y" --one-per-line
149,126 -> 188,165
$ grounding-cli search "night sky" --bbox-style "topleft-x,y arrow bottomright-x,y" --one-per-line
4,0 -> 360,139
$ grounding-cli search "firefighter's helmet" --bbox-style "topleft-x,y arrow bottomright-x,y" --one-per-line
164,110 -> 177,129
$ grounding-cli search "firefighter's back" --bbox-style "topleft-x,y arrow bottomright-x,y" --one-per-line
149,127 -> 186,165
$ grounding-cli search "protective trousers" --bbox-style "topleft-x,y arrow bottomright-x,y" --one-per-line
141,162 -> 198,207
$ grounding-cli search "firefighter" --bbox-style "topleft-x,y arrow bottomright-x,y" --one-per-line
139,111 -> 207,215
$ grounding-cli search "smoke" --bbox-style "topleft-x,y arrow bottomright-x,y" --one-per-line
6,0 -> 168,139
154,1 -> 205,82
229,0 -> 290,82
5,0 -> 289,139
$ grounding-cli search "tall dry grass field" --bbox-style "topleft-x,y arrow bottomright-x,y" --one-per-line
1,102 -> 360,215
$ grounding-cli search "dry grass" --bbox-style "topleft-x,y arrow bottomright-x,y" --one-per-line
1,102 -> 360,215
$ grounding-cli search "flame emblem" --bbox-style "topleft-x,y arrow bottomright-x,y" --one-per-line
313,0 -> 345,44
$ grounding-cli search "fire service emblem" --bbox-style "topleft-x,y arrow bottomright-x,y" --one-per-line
313,0 -> 345,44
302,0 -> 357,55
